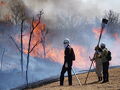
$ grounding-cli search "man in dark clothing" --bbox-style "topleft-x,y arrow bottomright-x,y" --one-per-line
60,38 -> 75,86
100,43 -> 110,83
102,61 -> 109,83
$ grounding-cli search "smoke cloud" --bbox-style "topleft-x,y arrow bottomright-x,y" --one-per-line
22,0 -> 102,45
1,0 -> 120,69
23,0 -> 101,18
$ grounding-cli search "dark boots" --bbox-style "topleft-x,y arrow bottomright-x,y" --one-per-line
98,77 -> 102,81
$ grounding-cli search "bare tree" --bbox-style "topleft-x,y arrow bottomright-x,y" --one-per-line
9,36 -> 21,52
104,10 -> 120,34
1,48 -> 5,70
26,10 -> 44,85
9,18 -> 25,73
41,25 -> 48,58
0,6 -> 3,21
20,19 -> 25,72
9,0 -> 27,24
9,0 -> 27,72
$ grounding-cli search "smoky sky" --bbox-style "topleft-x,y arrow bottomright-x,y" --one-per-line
23,0 -> 101,18
1,0 -> 120,67
22,0 -> 101,46
23,0 -> 120,17
22,0 -> 120,48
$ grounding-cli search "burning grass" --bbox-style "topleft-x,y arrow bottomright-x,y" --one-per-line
92,28 -> 106,39
15,20 -> 91,69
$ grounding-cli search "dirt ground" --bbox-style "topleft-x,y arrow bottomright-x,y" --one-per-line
28,68 -> 120,90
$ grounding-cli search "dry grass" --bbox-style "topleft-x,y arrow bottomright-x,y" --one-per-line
28,68 -> 120,90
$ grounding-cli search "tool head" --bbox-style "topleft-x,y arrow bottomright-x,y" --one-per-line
102,18 -> 108,24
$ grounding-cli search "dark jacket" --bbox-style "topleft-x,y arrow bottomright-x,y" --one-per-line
101,48 -> 108,63
64,45 -> 75,67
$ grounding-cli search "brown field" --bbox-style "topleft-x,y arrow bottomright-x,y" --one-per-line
28,68 -> 120,90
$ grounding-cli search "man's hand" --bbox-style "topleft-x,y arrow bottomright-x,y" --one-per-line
89,56 -> 94,61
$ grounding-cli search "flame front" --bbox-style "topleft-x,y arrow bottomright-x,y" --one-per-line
15,21 -> 120,69
92,28 -> 106,39
15,21 -> 91,69
113,33 -> 120,43
0,1 -> 6,6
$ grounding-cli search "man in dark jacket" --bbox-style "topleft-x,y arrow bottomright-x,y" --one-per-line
100,43 -> 110,83
60,38 -> 75,86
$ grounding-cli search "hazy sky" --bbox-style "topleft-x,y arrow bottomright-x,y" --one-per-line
23,0 -> 120,18
81,0 -> 120,12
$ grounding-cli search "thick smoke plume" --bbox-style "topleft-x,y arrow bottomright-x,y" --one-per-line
23,0 -> 101,44
23,0 -> 101,19
22,0 -> 120,67
0,0 -> 120,69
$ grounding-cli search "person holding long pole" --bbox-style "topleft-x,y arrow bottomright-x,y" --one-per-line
91,46 -> 103,81
84,18 -> 108,84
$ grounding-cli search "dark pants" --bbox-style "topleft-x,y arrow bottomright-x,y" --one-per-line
103,61 -> 109,81
60,66 -> 72,85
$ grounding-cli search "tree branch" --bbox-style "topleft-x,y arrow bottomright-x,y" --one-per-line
29,40 -> 40,53
9,36 -> 21,52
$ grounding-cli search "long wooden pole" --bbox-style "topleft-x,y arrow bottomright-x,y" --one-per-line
84,59 -> 94,84
97,25 -> 104,46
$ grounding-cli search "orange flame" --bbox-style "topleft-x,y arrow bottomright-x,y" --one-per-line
33,21 -> 46,32
113,33 -> 120,43
16,21 -> 90,69
0,1 -> 6,6
92,28 -> 106,39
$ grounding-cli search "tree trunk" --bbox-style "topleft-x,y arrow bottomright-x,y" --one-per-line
43,39 -> 46,58
20,20 -> 24,72
26,17 -> 41,85
26,10 -> 43,85
1,48 -> 5,70
26,28 -> 33,85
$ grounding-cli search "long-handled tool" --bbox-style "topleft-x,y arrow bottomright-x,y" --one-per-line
89,56 -> 96,69
84,56 -> 94,84
97,18 -> 108,46
72,68 -> 82,86
84,18 -> 108,85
